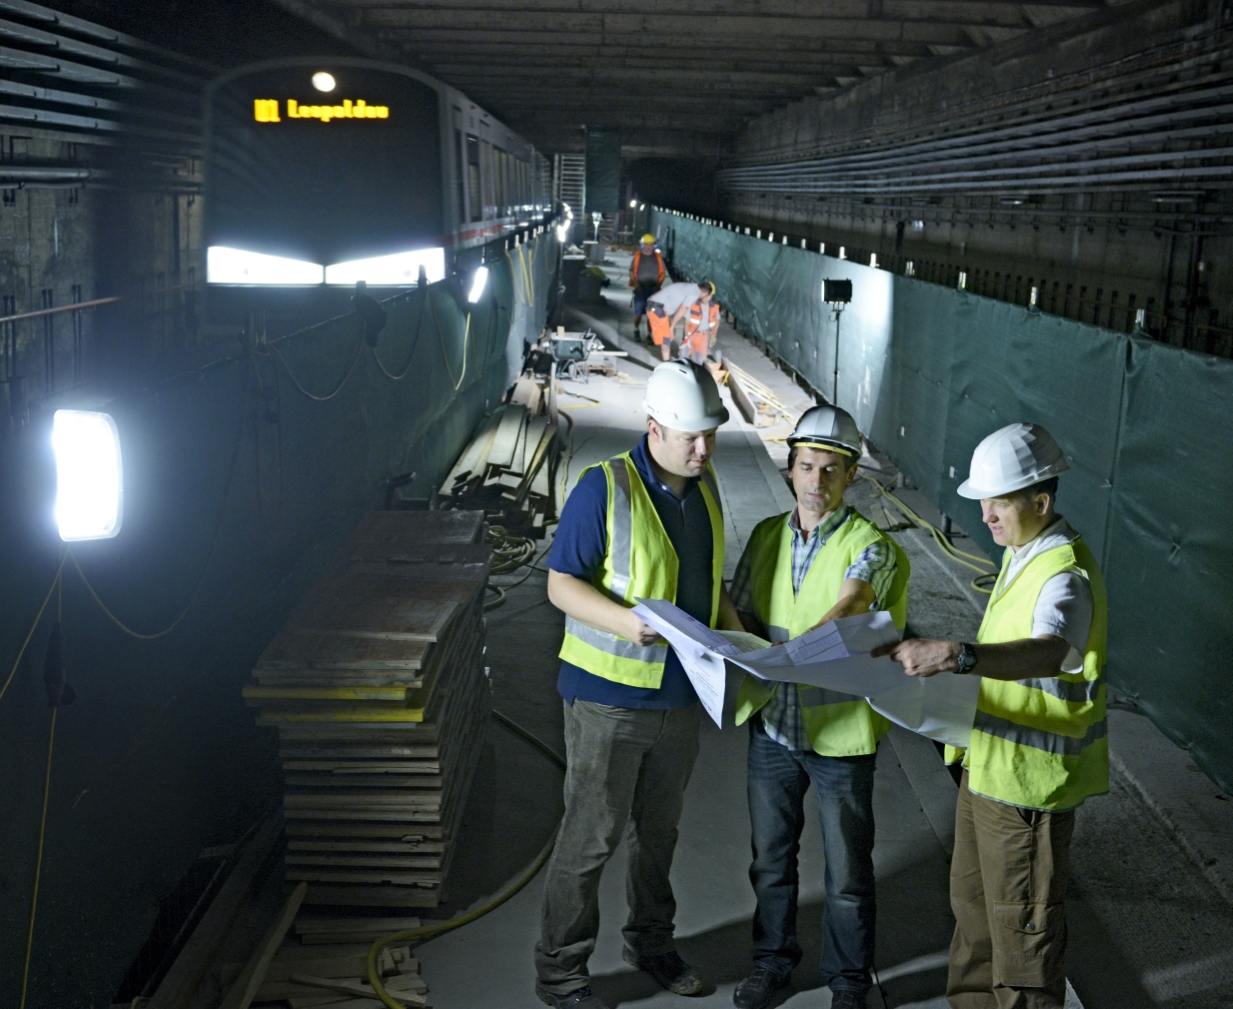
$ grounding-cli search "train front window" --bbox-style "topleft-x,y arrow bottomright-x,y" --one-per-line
466,134 -> 481,223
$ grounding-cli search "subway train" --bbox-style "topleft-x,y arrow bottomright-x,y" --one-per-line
203,57 -> 552,333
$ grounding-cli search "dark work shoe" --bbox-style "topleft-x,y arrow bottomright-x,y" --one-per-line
732,963 -> 791,1009
829,991 -> 867,1009
622,947 -> 706,996
535,983 -> 609,1009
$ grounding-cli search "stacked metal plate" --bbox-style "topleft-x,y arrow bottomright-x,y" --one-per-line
243,511 -> 492,908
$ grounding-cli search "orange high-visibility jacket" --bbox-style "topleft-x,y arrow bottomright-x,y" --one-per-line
630,249 -> 665,286
686,301 -> 720,336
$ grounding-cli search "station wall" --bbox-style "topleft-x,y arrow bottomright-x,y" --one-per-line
0,230 -> 557,1008
653,207 -> 1233,795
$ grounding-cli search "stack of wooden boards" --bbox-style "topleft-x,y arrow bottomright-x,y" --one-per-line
242,511 -> 492,910
442,402 -> 558,535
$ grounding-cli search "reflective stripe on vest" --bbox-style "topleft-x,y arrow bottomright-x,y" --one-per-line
557,453 -> 725,690
733,509 -> 911,757
964,535 -> 1109,811
687,302 -> 719,334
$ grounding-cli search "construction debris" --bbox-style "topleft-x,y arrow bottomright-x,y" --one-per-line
242,511 -> 492,911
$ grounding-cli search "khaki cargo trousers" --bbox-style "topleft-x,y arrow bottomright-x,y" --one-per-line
947,771 -> 1075,1009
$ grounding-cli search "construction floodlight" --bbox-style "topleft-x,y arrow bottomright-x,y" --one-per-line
53,409 -> 123,541
823,279 -> 853,304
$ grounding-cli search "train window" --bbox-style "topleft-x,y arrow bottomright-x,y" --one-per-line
455,128 -> 465,225
466,134 -> 481,223
481,139 -> 493,219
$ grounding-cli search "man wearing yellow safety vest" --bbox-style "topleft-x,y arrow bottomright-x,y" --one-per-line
729,405 -> 910,1009
876,422 -> 1107,1009
535,362 -> 745,1009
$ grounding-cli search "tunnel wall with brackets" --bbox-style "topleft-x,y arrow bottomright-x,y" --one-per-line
0,230 -> 558,1008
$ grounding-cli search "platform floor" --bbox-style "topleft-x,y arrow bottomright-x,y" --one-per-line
414,252 -> 1233,1009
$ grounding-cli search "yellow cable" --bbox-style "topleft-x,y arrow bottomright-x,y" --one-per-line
0,553 -> 66,704
442,312 -> 471,391
70,551 -> 204,640
859,472 -> 997,594
19,706 -> 57,1009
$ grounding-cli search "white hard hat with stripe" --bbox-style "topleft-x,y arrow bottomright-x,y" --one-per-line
787,404 -> 862,458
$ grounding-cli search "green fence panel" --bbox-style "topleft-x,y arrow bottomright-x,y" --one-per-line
1104,338 -> 1233,787
653,208 -> 1232,792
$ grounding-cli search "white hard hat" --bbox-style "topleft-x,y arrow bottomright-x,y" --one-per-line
788,404 -> 862,458
957,422 -> 1070,499
643,361 -> 729,431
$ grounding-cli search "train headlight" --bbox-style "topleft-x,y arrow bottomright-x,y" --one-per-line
53,410 -> 123,541
467,266 -> 489,303
207,246 -> 324,285
325,248 -> 445,287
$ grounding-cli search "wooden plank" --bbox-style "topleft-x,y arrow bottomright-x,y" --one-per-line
218,881 -> 307,1009
245,686 -> 409,703
146,814 -> 284,1009
444,412 -> 503,489
259,950 -> 415,981
284,775 -> 443,790
280,746 -> 438,760
344,510 -> 486,554
289,975 -> 426,1006
485,404 -> 527,469
284,823 -> 443,840
303,885 -> 441,908
282,762 -> 440,773
287,854 -> 442,870
288,998 -> 381,1009
296,915 -> 421,934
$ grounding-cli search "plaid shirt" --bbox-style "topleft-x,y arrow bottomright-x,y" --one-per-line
730,506 -> 897,752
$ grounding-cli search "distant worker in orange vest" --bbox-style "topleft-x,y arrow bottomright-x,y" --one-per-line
629,234 -> 666,342
680,287 -> 721,366
647,281 -> 715,362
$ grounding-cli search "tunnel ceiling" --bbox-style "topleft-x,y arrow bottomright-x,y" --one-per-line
275,0 -> 1110,157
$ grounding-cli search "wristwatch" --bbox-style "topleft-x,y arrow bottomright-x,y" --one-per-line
956,642 -> 979,675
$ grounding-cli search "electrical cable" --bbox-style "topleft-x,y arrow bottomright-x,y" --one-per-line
365,710 -> 566,1009
18,705 -> 57,1009
71,374 -> 252,639
0,552 -> 66,705
371,287 -> 428,381
858,472 -> 997,595
271,337 -> 365,402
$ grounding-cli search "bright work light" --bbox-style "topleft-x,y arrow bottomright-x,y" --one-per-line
312,71 -> 336,92
207,246 -> 324,285
53,409 -> 123,541
325,248 -> 445,286
467,266 -> 490,303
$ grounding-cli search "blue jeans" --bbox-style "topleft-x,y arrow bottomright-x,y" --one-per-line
746,719 -> 878,996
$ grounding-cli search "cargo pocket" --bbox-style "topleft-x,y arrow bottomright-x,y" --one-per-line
991,901 -> 1064,988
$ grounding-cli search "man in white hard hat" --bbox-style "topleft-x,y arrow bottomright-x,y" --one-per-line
875,422 -> 1107,1009
646,280 -> 715,362
728,405 -> 910,1009
535,362 -> 745,1009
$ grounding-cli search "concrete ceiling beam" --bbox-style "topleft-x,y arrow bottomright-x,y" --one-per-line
358,10 -> 989,44
372,36 -> 940,57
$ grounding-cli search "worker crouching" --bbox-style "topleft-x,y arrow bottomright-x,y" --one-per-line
646,280 -> 715,362
729,406 -> 910,1009
535,362 -> 745,1009
876,423 -> 1108,1009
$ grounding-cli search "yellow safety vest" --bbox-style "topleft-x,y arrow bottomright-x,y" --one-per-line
959,536 -> 1109,811
734,510 -> 910,756
558,452 -> 725,689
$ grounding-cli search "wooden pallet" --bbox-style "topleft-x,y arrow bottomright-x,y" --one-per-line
244,512 -> 493,910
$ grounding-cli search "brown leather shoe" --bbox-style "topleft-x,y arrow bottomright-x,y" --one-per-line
622,947 -> 707,996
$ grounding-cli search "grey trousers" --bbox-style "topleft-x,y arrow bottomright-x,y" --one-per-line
535,700 -> 701,994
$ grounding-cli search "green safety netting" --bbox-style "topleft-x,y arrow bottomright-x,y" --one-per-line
654,209 -> 1233,792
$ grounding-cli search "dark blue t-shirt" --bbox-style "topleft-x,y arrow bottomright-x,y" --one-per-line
548,435 -> 715,709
